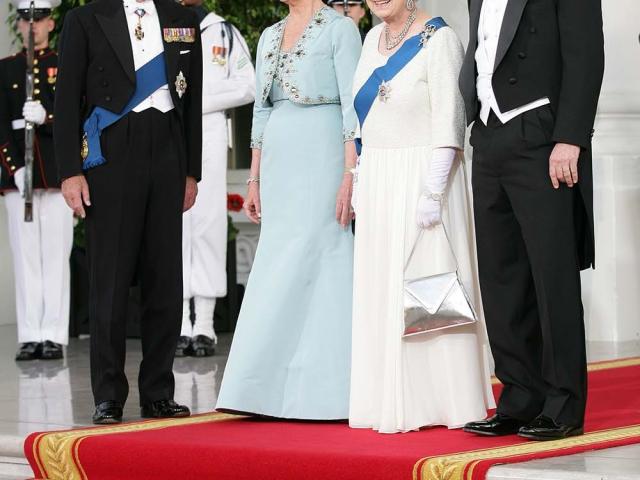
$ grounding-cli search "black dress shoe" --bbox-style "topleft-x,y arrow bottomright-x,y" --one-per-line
192,335 -> 215,357
141,399 -> 190,419
175,336 -> 193,357
463,414 -> 528,436
518,415 -> 583,441
41,341 -> 63,360
15,342 -> 42,361
93,401 -> 124,425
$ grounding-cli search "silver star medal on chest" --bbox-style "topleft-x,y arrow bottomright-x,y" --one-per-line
378,80 -> 392,103
175,71 -> 187,98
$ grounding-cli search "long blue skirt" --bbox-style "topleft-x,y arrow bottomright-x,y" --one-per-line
216,100 -> 354,419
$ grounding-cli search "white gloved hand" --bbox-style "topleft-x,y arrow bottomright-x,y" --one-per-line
416,194 -> 442,229
22,101 -> 47,125
416,147 -> 457,229
13,167 -> 26,197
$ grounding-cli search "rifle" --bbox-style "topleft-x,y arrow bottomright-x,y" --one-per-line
23,0 -> 36,222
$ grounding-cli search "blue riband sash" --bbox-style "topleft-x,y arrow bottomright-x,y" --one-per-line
353,17 -> 447,156
82,52 -> 168,170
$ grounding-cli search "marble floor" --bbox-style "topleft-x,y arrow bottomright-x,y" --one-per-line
0,323 -> 638,479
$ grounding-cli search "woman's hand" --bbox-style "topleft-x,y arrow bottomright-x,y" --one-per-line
244,182 -> 261,224
336,174 -> 354,228
416,194 -> 442,229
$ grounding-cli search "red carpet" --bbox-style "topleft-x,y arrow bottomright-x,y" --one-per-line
26,358 -> 640,480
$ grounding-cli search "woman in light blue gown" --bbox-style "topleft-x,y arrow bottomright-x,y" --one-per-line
216,0 -> 361,420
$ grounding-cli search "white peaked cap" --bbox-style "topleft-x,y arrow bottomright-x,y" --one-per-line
12,0 -> 62,10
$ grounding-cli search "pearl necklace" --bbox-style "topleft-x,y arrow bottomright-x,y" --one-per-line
384,8 -> 418,51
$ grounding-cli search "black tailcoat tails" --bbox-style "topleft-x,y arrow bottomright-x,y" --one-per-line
54,0 -> 202,406
459,0 -> 604,427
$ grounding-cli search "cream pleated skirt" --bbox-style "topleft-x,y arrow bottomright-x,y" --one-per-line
349,145 -> 496,434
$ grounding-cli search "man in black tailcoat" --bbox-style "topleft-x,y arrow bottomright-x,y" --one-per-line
55,0 -> 202,424
459,0 -> 604,440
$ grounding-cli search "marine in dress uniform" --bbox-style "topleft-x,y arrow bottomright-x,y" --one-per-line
325,0 -> 367,41
0,0 -> 73,362
54,0 -> 203,424
176,0 -> 255,358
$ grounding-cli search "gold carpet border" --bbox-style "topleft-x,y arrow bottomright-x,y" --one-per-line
31,357 -> 640,479
33,412 -> 242,480
490,357 -> 640,385
413,424 -> 640,480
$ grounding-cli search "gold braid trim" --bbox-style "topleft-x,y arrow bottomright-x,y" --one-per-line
35,412 -> 242,480
413,424 -> 640,480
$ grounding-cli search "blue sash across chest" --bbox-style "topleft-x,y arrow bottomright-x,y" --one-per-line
82,52 -> 168,171
353,17 -> 447,156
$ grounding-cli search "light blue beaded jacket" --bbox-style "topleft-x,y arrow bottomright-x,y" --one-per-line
250,7 -> 362,149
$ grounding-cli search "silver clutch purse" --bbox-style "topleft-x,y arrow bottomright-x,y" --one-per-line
403,224 -> 477,338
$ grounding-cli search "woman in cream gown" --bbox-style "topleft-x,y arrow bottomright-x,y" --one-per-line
349,0 -> 495,434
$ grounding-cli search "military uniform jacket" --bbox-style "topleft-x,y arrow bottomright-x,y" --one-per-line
0,48 -> 59,192
54,0 -> 203,181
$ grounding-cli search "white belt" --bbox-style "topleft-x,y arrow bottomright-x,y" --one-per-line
11,119 -> 26,130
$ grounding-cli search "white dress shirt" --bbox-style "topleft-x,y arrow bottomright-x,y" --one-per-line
122,0 -> 174,113
475,0 -> 549,125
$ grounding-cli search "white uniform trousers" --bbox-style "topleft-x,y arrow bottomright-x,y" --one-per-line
4,191 -> 74,345
182,114 -> 228,300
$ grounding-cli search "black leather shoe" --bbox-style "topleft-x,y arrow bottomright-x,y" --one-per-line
41,341 -> 63,360
463,414 -> 528,436
93,401 -> 124,425
141,399 -> 190,419
192,335 -> 215,357
175,336 -> 193,357
518,415 -> 583,441
15,342 -> 42,361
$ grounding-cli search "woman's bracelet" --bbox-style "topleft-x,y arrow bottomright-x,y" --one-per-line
344,167 -> 356,175
246,176 -> 260,185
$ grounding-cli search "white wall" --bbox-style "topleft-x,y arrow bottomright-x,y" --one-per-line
581,0 -> 640,342
0,0 -> 17,325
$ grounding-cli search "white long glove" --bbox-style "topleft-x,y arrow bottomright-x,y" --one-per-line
14,167 -> 26,197
23,101 -> 47,125
416,147 -> 456,229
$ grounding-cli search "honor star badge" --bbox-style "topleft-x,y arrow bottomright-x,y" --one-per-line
378,80 -> 392,103
175,71 -> 187,98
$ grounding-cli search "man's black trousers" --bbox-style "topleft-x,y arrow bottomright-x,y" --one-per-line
471,108 -> 587,427
85,109 -> 185,406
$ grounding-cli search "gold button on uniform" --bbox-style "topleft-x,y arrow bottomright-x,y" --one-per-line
12,83 -> 18,89
34,88 -> 40,94
34,59 -> 38,66
34,68 -> 40,74
2,148 -> 7,153
10,166 -> 15,171
35,78 -> 40,84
